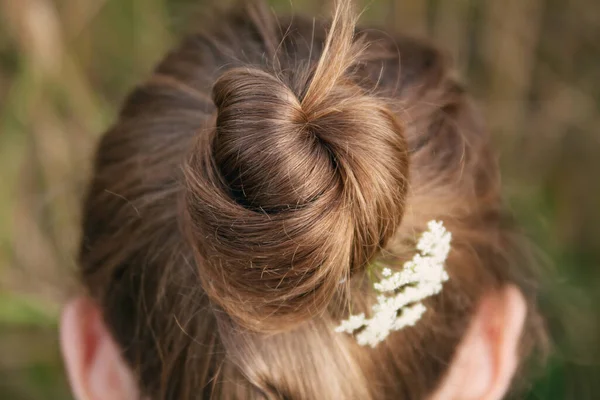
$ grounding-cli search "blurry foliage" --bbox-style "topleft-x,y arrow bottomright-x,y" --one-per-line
1,0 -> 599,398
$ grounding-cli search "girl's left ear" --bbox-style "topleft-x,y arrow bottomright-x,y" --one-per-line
430,285 -> 527,400
60,296 -> 139,400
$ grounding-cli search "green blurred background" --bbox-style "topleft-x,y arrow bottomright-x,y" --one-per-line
0,0 -> 599,398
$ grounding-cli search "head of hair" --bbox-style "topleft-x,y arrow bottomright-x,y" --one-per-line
78,0 -> 546,398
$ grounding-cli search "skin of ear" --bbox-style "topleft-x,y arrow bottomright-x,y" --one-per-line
60,297 -> 139,400
430,285 -> 527,400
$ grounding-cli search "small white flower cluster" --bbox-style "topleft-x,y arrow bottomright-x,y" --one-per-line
335,220 -> 452,347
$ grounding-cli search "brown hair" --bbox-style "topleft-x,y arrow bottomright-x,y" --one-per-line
78,0 -> 545,398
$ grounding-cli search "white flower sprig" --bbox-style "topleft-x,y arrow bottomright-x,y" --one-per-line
335,220 -> 452,347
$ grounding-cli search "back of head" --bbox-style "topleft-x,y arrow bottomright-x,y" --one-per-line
78,0 -> 544,398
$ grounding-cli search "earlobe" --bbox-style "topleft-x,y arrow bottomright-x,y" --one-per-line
60,297 -> 139,400
430,285 -> 527,400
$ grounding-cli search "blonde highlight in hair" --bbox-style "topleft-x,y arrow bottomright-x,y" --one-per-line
78,0 -> 546,398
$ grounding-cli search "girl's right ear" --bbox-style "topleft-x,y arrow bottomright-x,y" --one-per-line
430,285 -> 527,400
60,296 -> 139,400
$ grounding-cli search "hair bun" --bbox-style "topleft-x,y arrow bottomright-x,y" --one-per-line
183,1 -> 409,332
211,68 -> 328,211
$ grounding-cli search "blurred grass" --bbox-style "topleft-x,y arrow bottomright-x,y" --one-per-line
1,0 -> 599,398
